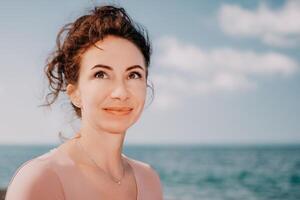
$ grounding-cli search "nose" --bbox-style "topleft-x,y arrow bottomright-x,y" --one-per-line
110,79 -> 130,101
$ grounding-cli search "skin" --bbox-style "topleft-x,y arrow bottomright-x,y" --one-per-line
58,35 -> 147,197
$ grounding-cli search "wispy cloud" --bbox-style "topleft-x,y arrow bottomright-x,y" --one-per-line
151,36 -> 298,110
218,0 -> 300,47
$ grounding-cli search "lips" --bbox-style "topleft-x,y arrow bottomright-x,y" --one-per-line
103,107 -> 133,111
103,107 -> 133,116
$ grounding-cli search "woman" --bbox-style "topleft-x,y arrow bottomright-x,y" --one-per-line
5,5 -> 163,200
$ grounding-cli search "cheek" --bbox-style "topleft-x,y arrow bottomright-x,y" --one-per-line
131,83 -> 147,104
80,84 -> 107,109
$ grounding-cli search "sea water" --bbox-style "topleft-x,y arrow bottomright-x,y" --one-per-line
0,144 -> 299,200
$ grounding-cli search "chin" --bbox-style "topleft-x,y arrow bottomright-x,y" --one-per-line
100,114 -> 139,131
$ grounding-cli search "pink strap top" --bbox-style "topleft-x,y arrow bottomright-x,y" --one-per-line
5,147 -> 163,200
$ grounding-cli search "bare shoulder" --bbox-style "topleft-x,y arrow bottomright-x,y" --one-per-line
124,156 -> 164,199
5,153 -> 65,200
131,158 -> 161,180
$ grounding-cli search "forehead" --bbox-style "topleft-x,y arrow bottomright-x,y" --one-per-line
79,36 -> 145,71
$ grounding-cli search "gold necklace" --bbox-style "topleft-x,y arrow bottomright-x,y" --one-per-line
76,139 -> 125,185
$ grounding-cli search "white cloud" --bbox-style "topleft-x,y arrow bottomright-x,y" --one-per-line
219,0 -> 300,47
155,37 -> 297,76
211,72 -> 256,91
151,36 -> 298,110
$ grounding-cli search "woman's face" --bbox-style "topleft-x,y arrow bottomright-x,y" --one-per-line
68,35 -> 147,134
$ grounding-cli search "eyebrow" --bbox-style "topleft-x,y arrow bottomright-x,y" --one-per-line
91,64 -> 145,71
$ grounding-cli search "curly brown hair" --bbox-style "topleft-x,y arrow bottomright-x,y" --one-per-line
42,4 -> 153,118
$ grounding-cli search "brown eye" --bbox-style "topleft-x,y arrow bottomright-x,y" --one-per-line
95,71 -> 108,79
128,72 -> 142,79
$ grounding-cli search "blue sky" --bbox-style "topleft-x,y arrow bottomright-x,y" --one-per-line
0,0 -> 299,144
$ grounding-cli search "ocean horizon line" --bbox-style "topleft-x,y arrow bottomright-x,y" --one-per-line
1,142 -> 300,147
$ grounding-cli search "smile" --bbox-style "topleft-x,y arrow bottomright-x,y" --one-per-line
103,108 -> 133,116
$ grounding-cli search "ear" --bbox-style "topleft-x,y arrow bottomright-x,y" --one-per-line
66,84 -> 81,108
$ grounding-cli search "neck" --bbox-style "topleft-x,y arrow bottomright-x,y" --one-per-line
75,122 -> 126,177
